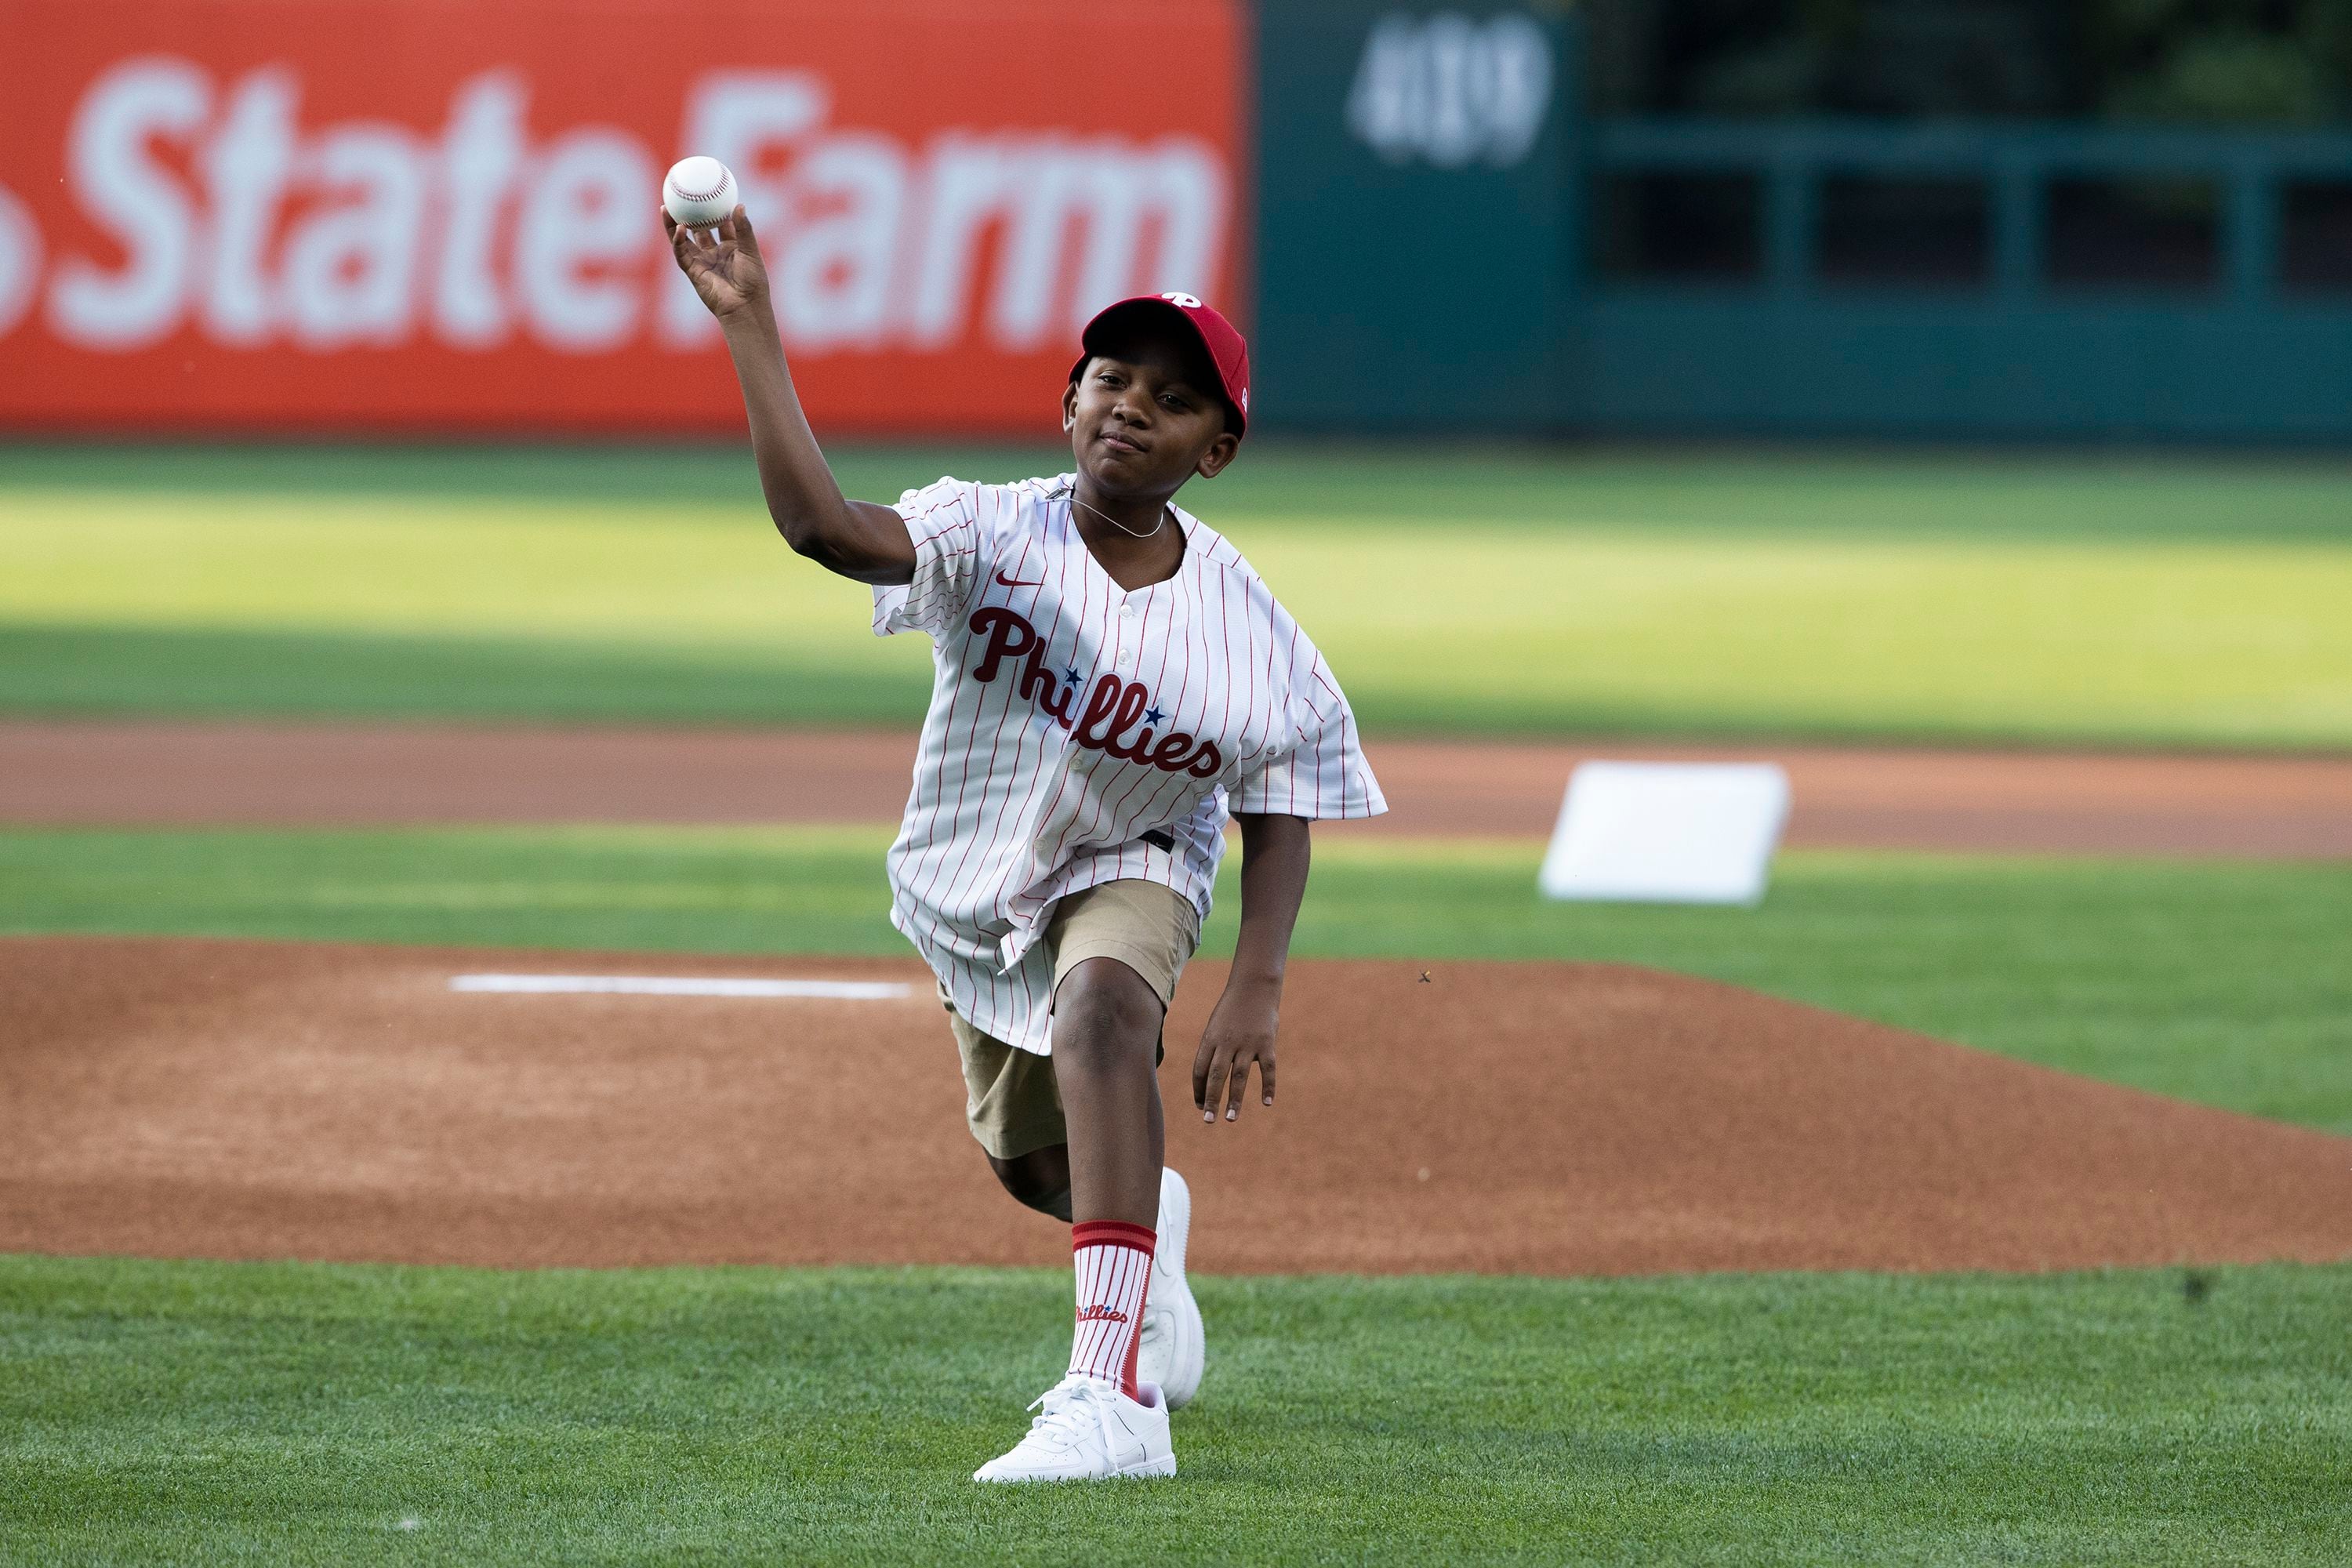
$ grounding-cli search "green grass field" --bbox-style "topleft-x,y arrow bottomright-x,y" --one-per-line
6,826 -> 2348,1133
5,1255 -> 2348,1565
5,828 -> 2350,1562
7,441 -> 2350,1562
5,443 -> 2350,746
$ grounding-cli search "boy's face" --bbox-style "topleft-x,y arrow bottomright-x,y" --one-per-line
1062,330 -> 1240,498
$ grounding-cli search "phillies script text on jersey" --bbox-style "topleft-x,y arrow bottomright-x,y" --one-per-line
968,605 -> 1223,777
874,474 -> 1385,1055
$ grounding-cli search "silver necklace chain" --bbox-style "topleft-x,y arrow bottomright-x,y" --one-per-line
1066,488 -> 1169,539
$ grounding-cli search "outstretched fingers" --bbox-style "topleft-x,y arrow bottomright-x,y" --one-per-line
1194,1046 -> 1227,1124
1193,1033 -> 1276,1124
1220,1054 -> 1254,1122
662,209 -> 702,270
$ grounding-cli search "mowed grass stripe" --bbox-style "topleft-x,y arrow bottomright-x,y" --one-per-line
5,452 -> 2352,747
2,1254 -> 2347,1565
0,623 -> 935,727
8,441 -> 2352,543
5,826 -> 2347,1134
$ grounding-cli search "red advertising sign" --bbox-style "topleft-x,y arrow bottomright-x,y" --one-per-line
0,0 -> 1246,434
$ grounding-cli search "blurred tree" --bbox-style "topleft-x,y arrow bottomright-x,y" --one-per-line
2091,0 -> 2350,122
1584,0 -> 2352,122
1835,0 -> 2070,116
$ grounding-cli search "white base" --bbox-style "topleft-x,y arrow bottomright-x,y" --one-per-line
1538,761 -> 1791,906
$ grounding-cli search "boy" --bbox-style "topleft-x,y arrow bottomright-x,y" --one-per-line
666,204 -> 1384,1481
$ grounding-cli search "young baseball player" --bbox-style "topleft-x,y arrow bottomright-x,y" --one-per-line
666,203 -> 1384,1482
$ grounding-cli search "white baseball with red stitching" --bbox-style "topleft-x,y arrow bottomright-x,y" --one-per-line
663,156 -> 736,227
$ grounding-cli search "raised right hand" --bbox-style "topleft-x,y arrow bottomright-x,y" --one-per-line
664,205 -> 769,321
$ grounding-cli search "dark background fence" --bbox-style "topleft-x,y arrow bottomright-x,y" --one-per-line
1254,1 -> 2352,441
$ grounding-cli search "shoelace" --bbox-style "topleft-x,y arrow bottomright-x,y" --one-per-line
1019,1377 -> 1118,1454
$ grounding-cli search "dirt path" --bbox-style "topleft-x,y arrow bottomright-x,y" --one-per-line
5,721 -> 2350,856
6,935 -> 2347,1276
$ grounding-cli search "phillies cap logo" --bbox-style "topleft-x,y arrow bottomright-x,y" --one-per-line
1160,292 -> 1203,308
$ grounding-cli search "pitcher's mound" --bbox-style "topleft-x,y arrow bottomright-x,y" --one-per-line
5,935 -> 2347,1275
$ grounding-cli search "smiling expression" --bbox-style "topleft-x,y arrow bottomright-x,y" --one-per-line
1062,329 -> 1240,500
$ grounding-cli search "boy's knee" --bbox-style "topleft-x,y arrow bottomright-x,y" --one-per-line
1053,958 -> 1162,1065
988,1147 -> 1072,1220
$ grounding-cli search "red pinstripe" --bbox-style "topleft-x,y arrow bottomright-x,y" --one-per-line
1069,1221 -> 1155,1396
873,475 -> 1386,1056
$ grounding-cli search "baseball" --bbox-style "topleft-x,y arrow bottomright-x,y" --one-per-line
663,156 -> 737,228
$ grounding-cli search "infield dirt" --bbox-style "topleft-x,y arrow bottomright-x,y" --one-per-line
5,935 -> 2348,1276
6,721 -> 2350,856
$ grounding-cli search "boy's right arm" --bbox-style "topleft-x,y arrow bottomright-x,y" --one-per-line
665,205 -> 916,586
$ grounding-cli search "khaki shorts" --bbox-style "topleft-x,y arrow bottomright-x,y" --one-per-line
946,879 -> 1200,1160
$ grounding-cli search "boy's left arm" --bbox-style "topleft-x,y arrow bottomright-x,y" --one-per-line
1192,813 -> 1312,1124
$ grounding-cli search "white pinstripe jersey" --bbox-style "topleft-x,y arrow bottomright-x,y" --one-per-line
872,474 -> 1386,1054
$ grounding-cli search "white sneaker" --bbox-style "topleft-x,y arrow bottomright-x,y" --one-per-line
1138,1166 -> 1206,1410
971,1374 -> 1176,1482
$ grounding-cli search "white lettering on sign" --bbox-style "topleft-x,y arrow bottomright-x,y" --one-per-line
47,57 -> 212,347
1346,12 -> 1553,169
902,133 -> 1224,353
435,72 -> 529,349
518,128 -> 655,352
659,71 -> 829,347
197,67 -> 296,345
285,122 -> 433,348
9,59 -> 1233,358
773,131 -> 906,350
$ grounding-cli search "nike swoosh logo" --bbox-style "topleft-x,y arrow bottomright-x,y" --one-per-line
994,569 -> 1044,588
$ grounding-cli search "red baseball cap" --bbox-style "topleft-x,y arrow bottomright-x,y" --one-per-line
1069,292 -> 1250,437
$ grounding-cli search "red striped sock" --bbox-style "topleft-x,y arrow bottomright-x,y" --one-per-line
1069,1219 -> 1156,1399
